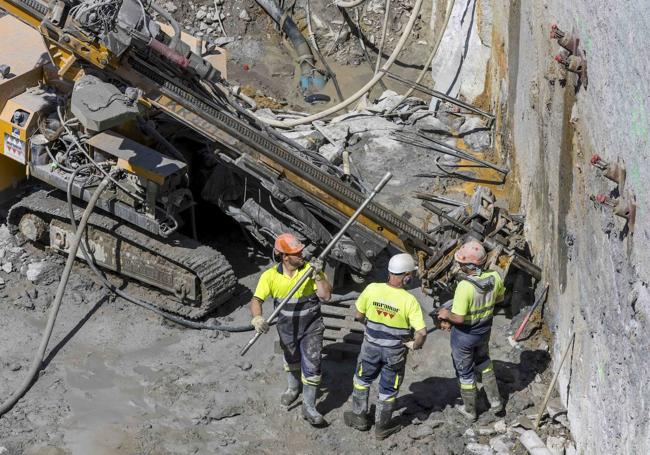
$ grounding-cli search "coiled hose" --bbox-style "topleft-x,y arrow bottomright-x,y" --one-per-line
0,177 -> 110,417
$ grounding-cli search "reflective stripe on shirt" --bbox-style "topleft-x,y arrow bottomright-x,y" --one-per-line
364,320 -> 411,347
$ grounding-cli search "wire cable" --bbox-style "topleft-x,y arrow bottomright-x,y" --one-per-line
386,0 -> 456,114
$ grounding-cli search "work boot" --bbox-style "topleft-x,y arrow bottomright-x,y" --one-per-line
375,400 -> 401,440
301,383 -> 325,426
343,388 -> 370,431
280,371 -> 301,406
456,387 -> 478,422
482,369 -> 504,413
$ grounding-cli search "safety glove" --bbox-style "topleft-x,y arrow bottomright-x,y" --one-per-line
251,315 -> 269,334
310,258 -> 325,278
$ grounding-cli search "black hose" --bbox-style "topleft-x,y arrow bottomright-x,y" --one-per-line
254,0 -> 318,91
66,166 -> 359,331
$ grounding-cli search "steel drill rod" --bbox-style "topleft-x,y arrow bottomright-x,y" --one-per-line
381,70 -> 494,119
240,171 -> 393,356
414,192 -> 468,207
391,132 -> 509,175
534,332 -> 575,429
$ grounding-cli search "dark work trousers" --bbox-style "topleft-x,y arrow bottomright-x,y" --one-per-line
353,340 -> 407,402
450,326 -> 492,386
276,305 -> 324,385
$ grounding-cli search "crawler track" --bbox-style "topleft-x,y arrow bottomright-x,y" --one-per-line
8,190 -> 237,319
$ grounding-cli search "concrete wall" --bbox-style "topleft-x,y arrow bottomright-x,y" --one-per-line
487,1 -> 650,453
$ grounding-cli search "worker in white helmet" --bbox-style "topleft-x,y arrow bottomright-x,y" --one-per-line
343,253 -> 427,440
437,239 -> 505,421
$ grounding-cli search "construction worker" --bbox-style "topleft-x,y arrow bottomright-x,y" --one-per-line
437,240 -> 505,421
249,233 -> 332,426
344,253 -> 427,439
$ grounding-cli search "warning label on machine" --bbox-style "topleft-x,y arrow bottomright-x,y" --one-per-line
3,133 -> 26,164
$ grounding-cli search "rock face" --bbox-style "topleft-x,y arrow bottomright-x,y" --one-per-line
486,1 -> 650,454
429,0 -> 492,103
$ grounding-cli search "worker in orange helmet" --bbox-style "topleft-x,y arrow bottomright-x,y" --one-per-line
249,233 -> 332,426
437,239 -> 505,421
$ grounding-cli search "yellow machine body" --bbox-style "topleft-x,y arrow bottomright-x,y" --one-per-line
0,15 -> 49,194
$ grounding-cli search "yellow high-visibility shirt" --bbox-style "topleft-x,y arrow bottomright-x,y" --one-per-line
355,283 -> 426,331
254,263 -> 324,303
451,270 -> 505,331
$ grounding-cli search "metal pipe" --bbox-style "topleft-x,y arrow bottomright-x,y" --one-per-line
534,332 -> 575,430
240,171 -> 393,356
382,70 -> 494,119
397,132 -> 509,175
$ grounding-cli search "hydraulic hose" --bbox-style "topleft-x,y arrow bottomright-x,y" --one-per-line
386,0 -> 455,114
253,0 -> 424,128
150,1 -> 182,51
65,164 -> 360,331
254,0 -> 320,93
0,177 -> 110,418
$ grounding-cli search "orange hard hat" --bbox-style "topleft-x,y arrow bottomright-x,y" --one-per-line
274,233 -> 305,255
454,240 -> 487,266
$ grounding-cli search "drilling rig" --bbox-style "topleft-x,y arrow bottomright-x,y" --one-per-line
0,0 -> 539,322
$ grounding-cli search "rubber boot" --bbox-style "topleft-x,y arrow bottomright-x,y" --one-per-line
301,383 -> 325,426
280,370 -> 301,406
343,388 -> 371,431
374,400 -> 401,440
482,369 -> 503,413
456,387 -> 478,422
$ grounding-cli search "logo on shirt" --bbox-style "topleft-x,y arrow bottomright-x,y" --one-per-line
372,301 -> 398,319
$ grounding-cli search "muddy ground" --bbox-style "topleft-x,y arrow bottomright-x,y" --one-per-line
0,210 -> 571,454
0,1 -> 574,453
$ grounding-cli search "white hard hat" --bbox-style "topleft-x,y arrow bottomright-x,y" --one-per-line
388,253 -> 417,274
